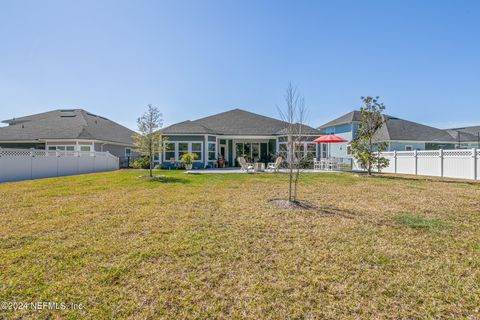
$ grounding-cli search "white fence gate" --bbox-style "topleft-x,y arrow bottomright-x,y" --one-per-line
0,148 -> 119,182
353,149 -> 479,181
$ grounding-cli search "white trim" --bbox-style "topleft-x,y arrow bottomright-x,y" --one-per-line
163,141 -> 204,162
207,141 -> 217,162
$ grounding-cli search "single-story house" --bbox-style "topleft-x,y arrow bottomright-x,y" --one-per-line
159,108 -> 322,168
444,126 -> 480,149
0,109 -> 137,158
318,110 -> 479,159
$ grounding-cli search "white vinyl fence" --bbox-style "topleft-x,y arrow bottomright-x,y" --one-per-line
354,149 -> 479,181
0,148 -> 119,182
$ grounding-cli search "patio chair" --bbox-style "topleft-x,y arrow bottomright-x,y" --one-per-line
266,156 -> 283,173
238,157 -> 254,173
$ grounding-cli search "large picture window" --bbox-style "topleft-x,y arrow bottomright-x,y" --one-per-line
165,143 -> 175,161
163,142 -> 203,162
192,143 -> 202,160
178,143 -> 189,160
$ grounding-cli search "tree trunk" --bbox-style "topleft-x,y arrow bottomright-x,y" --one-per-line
149,148 -> 153,177
288,136 -> 293,202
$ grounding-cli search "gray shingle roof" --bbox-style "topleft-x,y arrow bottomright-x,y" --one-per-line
0,109 -> 136,145
376,116 -> 456,142
161,108 -> 321,136
319,110 -> 457,142
444,126 -> 480,142
318,111 -> 361,129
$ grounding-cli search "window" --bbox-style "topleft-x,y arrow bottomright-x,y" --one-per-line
306,143 -> 316,161
163,142 -> 203,162
279,143 -> 288,159
80,145 -> 92,152
125,148 -> 132,156
178,143 -> 189,160
405,145 -> 413,151
192,143 -> 202,161
208,143 -> 216,161
48,145 -> 74,151
165,143 -> 175,161
252,143 -> 260,161
346,144 -> 352,155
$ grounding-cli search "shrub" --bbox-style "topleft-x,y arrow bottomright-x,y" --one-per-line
130,156 -> 151,169
180,153 -> 199,164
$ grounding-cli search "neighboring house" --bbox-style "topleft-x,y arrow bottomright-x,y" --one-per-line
318,110 -> 475,159
0,109 -> 137,158
444,126 -> 480,149
159,108 -> 322,168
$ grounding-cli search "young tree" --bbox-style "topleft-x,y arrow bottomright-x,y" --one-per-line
350,96 -> 389,175
132,105 -> 164,177
277,83 -> 308,203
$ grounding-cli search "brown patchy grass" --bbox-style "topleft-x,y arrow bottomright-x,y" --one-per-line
0,170 -> 479,319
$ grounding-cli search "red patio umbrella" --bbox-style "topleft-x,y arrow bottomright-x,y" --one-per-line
313,135 -> 348,159
313,135 -> 348,143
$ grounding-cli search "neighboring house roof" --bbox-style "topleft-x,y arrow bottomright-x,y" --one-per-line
318,110 -> 362,129
0,109 -> 136,145
444,126 -> 480,142
319,110 -> 457,143
376,116 -> 456,142
160,108 -> 321,136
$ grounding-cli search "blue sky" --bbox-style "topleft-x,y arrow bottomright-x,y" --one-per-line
1,0 -> 479,131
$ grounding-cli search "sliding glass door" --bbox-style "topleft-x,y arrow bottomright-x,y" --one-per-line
235,142 -> 263,165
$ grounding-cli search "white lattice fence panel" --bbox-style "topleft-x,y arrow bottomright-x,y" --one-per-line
95,155 -> 108,172
443,150 -> 474,180
0,148 -> 119,182
381,155 -> 396,173
0,157 -> 31,182
396,152 -> 416,174
32,157 -> 59,179
417,151 -> 441,177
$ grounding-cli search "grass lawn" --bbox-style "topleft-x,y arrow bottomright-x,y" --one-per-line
0,170 -> 479,319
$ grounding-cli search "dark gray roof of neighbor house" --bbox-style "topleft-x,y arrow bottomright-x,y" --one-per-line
0,109 -> 136,145
444,126 -> 480,142
160,108 -> 322,136
374,116 -> 456,142
319,110 -> 456,142
318,110 -> 361,129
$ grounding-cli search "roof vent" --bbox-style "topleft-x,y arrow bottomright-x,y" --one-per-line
60,115 -> 77,118
60,109 -> 75,112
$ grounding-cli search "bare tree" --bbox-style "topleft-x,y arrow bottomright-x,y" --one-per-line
132,105 -> 164,177
277,83 -> 308,203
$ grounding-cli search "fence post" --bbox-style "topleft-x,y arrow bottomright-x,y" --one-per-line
439,149 -> 444,178
414,149 -> 418,175
30,148 -> 35,180
473,148 -> 477,180
393,150 -> 397,173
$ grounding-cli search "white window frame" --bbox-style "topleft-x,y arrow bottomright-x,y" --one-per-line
79,145 -> 92,152
47,145 -> 75,151
162,141 -> 203,162
278,141 -> 317,160
207,142 -> 217,162
405,145 -> 413,151
125,147 -> 132,156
